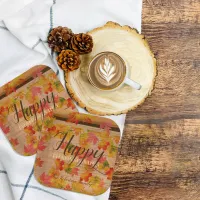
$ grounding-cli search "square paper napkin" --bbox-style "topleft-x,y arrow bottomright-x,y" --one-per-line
34,110 -> 120,196
0,65 -> 77,156
0,0 -> 143,200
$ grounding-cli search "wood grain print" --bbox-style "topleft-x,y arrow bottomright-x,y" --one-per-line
110,0 -> 200,199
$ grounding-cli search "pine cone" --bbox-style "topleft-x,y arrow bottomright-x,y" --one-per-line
56,50 -> 81,71
48,26 -> 74,52
70,33 -> 93,54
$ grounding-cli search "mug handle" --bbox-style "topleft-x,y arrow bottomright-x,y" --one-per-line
124,78 -> 141,90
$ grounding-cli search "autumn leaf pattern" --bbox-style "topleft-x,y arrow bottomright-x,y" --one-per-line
32,68 -> 43,78
55,159 -> 65,171
66,98 -> 76,110
31,86 -> 42,97
37,139 -> 46,151
5,82 -> 16,95
98,140 -> 110,151
24,126 -> 36,135
80,171 -> 93,182
100,122 -> 113,132
10,138 -> 19,147
0,66 -> 77,156
39,172 -> 52,186
35,158 -> 44,167
0,123 -> 10,134
65,184 -> 72,191
34,111 -> 120,195
24,144 -> 37,155
71,167 -> 79,176
105,168 -> 114,180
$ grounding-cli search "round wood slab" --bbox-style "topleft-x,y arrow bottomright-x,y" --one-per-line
64,22 -> 157,115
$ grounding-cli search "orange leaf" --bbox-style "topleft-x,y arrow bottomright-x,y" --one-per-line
24,126 -> 35,135
35,158 -> 44,167
55,159 -> 65,171
71,168 -> 79,176
106,168 -> 114,180
66,98 -> 75,110
100,122 -> 113,132
83,117 -> 92,124
0,106 -> 6,115
99,156 -> 106,163
47,126 -> 56,132
0,123 -> 10,134
67,113 -> 78,124
80,172 -> 92,182
37,140 -> 46,151
10,138 -> 19,146
24,144 -> 37,155
32,68 -> 43,78
65,184 -> 72,191
40,172 -> 52,186
87,132 -> 98,145
31,86 -> 42,97
98,141 -> 110,151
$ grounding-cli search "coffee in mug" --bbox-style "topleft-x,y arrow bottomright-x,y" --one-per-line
88,52 -> 141,91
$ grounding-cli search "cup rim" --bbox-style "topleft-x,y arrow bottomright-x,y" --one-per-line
87,51 -> 127,91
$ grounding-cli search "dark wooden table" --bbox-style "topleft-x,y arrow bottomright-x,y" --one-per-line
110,0 -> 200,199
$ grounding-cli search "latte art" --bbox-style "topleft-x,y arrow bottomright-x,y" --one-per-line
88,52 -> 127,90
99,58 -> 116,83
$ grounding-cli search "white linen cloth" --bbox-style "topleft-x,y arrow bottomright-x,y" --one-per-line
0,0 -> 143,199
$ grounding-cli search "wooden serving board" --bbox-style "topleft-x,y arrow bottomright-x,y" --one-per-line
65,22 -> 156,116
109,0 -> 200,200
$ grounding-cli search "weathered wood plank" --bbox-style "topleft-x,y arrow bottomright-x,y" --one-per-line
126,59 -> 200,124
142,23 -> 200,59
113,188 -> 200,200
110,0 -> 200,199
143,0 -> 200,24
111,120 -> 200,199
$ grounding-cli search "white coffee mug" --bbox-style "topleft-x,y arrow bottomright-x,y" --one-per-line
88,52 -> 141,91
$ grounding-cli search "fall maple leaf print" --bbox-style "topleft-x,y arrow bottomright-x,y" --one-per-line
71,168 -> 79,176
99,156 -> 107,163
39,172 -> 52,186
32,68 -> 43,78
98,140 -> 110,151
10,138 -> 19,146
0,124 -> 10,134
87,132 -> 99,145
100,122 -> 113,132
0,106 -> 6,114
24,144 -> 37,155
65,184 -> 72,191
105,168 -> 114,180
83,116 -> 92,124
80,171 -> 93,182
37,140 -> 46,151
35,158 -> 44,167
55,159 -> 65,171
66,98 -> 76,110
24,125 -> 36,135
47,126 -> 56,133
31,86 -> 42,97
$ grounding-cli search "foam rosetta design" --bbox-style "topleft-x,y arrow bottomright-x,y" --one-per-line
34,110 -> 120,196
0,65 -> 77,156
99,58 -> 116,83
